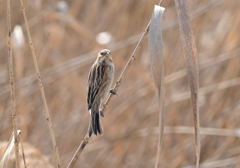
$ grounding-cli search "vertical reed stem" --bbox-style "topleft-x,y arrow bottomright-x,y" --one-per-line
7,0 -> 20,167
18,0 -> 61,167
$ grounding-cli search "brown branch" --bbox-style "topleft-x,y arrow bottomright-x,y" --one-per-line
7,0 -> 20,167
67,134 -> 89,168
174,0 -> 200,167
67,1 -> 164,167
18,0 -> 61,167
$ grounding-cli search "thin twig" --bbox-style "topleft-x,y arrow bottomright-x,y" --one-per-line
19,132 -> 27,168
7,0 -> 20,167
67,1 -> 164,167
18,0 -> 61,167
67,135 -> 89,168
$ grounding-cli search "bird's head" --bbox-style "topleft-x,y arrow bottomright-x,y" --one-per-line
97,49 -> 112,63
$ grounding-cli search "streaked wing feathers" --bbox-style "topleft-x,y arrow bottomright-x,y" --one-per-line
87,63 -> 106,110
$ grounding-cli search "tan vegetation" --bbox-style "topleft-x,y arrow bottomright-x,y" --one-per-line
0,141 -> 53,168
0,0 -> 240,167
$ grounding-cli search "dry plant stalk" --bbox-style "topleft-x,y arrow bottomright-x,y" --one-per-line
67,135 -> 89,168
19,132 -> 27,168
148,5 -> 165,168
13,25 -> 28,141
7,0 -> 20,167
175,0 -> 200,167
67,1 -> 164,167
18,0 -> 61,167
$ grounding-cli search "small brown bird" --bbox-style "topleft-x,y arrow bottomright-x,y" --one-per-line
87,49 -> 114,137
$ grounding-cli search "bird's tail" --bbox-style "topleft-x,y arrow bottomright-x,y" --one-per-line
88,109 -> 103,137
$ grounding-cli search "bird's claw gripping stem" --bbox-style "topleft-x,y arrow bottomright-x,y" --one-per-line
100,109 -> 104,117
110,89 -> 118,96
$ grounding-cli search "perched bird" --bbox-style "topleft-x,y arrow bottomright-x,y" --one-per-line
87,49 -> 114,137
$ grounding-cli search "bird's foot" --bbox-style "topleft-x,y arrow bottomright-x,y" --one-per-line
100,109 -> 104,117
110,89 -> 118,96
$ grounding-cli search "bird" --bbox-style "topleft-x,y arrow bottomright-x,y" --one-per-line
87,49 -> 115,137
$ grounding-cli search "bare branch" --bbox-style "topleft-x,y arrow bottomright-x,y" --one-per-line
18,0 -> 61,167
67,135 -> 89,168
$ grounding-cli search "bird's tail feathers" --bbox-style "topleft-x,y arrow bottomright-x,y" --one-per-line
88,110 -> 103,137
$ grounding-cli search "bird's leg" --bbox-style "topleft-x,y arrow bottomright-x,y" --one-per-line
110,89 -> 118,96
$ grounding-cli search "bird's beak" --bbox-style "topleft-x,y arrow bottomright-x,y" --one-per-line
106,51 -> 110,56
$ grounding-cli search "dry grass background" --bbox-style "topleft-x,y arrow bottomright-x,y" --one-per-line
0,0 -> 240,167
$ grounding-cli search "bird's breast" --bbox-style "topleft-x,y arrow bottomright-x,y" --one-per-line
104,64 -> 114,76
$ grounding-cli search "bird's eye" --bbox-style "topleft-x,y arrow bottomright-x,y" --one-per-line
100,52 -> 104,56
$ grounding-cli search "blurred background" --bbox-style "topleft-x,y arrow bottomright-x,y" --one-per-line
0,0 -> 240,167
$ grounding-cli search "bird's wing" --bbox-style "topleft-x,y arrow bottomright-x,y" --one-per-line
87,63 -> 107,110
